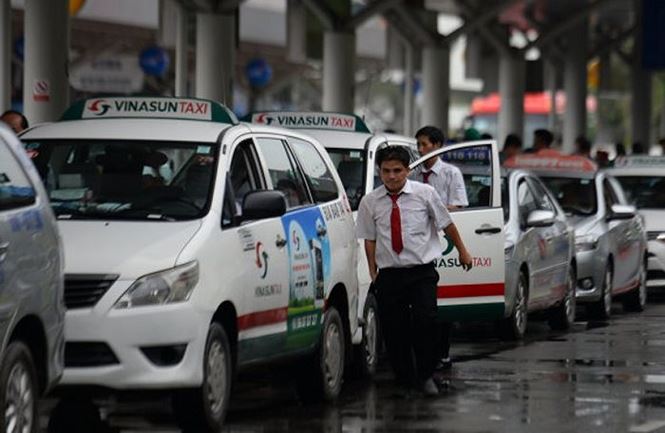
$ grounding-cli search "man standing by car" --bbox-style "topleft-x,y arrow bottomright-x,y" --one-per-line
356,145 -> 472,396
412,126 -> 468,374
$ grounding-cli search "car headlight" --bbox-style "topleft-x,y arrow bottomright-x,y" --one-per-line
114,261 -> 199,309
575,234 -> 598,252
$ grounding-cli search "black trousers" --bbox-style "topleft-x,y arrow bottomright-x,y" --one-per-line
376,263 -> 440,385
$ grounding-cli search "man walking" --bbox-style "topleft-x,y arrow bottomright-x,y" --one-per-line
356,145 -> 472,396
412,126 -> 468,373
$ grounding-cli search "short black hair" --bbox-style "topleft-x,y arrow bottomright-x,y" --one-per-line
480,132 -> 493,140
376,145 -> 410,168
504,133 -> 522,149
0,110 -> 28,130
575,135 -> 591,153
415,125 -> 445,146
534,129 -> 553,147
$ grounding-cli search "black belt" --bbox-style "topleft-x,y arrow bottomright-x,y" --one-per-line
379,263 -> 435,273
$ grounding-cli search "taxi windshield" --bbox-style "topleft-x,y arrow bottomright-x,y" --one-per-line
23,139 -> 218,221
540,177 -> 597,216
326,148 -> 366,211
615,176 -> 665,209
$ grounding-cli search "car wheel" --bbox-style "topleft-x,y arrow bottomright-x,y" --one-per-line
296,307 -> 345,402
623,259 -> 647,312
350,293 -> 379,379
549,265 -> 577,330
589,263 -> 612,320
0,341 -> 38,433
500,271 -> 528,340
173,322 -> 232,433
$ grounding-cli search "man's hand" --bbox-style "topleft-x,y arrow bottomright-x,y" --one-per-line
369,268 -> 378,283
459,249 -> 473,272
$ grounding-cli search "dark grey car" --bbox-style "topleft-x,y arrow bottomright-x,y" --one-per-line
0,124 -> 64,432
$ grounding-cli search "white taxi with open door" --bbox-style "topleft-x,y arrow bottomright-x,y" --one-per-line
410,141 -> 506,324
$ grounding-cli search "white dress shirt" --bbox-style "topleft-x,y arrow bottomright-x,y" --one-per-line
412,158 -> 468,207
356,180 -> 452,269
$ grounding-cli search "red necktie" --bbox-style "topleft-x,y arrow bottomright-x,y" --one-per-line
422,171 -> 432,184
389,193 -> 403,254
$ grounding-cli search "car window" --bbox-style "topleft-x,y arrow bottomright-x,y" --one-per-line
603,178 -> 619,212
527,177 -> 555,212
326,148 -> 365,211
255,137 -> 310,209
442,145 -> 492,208
540,177 -> 597,216
0,141 -> 36,210
517,180 -> 538,223
288,138 -> 338,203
24,139 -> 215,220
614,175 -> 665,209
223,140 -> 263,226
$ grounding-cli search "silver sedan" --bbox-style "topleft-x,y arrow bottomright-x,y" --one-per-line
502,169 -> 576,339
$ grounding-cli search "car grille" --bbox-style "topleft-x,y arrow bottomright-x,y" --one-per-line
64,274 -> 118,309
647,269 -> 665,280
648,231 -> 664,241
65,342 -> 119,367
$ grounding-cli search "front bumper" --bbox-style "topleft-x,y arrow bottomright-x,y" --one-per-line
647,240 -> 665,288
62,280 -> 210,390
574,249 -> 605,303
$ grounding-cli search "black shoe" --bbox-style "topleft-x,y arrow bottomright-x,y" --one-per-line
420,377 -> 439,397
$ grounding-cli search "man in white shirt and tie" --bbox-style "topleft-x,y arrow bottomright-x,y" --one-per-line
413,126 -> 469,375
356,145 -> 472,396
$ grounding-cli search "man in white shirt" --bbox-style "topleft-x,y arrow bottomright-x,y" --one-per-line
413,126 -> 469,374
356,145 -> 472,396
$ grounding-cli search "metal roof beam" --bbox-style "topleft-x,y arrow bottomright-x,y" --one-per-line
347,0 -> 402,30
445,0 -> 519,44
300,0 -> 336,31
453,0 -> 510,55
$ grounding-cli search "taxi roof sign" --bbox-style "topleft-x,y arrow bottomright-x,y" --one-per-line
504,151 -> 598,172
243,111 -> 371,133
61,97 -> 238,124
613,155 -> 665,168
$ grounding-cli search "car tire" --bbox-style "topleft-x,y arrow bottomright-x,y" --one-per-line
623,259 -> 647,312
296,307 -> 345,402
173,322 -> 232,433
499,271 -> 528,340
349,293 -> 380,379
0,341 -> 38,433
549,265 -> 577,330
589,263 -> 613,320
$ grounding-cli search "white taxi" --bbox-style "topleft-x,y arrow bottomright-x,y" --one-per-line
20,97 -> 358,431
607,156 -> 665,288
244,111 -> 420,376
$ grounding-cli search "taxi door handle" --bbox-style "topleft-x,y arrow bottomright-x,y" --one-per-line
475,227 -> 501,235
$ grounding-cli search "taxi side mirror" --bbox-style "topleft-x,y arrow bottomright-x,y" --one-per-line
608,204 -> 636,221
242,190 -> 287,221
526,210 -> 556,228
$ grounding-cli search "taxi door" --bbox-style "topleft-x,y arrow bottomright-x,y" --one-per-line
409,140 -> 505,322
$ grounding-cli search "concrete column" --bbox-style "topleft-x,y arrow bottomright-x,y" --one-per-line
0,0 -> 10,112
544,58 -> 558,133
421,45 -> 450,133
23,0 -> 69,124
562,20 -> 588,153
322,31 -> 355,112
287,0 -> 307,64
498,51 -> 525,145
403,44 -> 415,136
195,12 -> 235,107
386,26 -> 404,70
596,53 -> 613,144
631,2 -> 651,148
175,4 -> 188,96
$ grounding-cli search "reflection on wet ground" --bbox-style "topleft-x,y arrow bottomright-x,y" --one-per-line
43,293 -> 665,433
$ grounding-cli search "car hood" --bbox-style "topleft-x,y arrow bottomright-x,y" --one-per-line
639,210 -> 665,232
58,220 -> 202,279
569,214 -> 600,236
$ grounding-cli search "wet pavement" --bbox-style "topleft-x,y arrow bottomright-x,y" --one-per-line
43,293 -> 665,433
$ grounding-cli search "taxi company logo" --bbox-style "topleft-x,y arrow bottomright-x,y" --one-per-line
255,113 -> 274,125
255,242 -> 268,279
436,235 -> 492,268
88,99 -> 111,116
